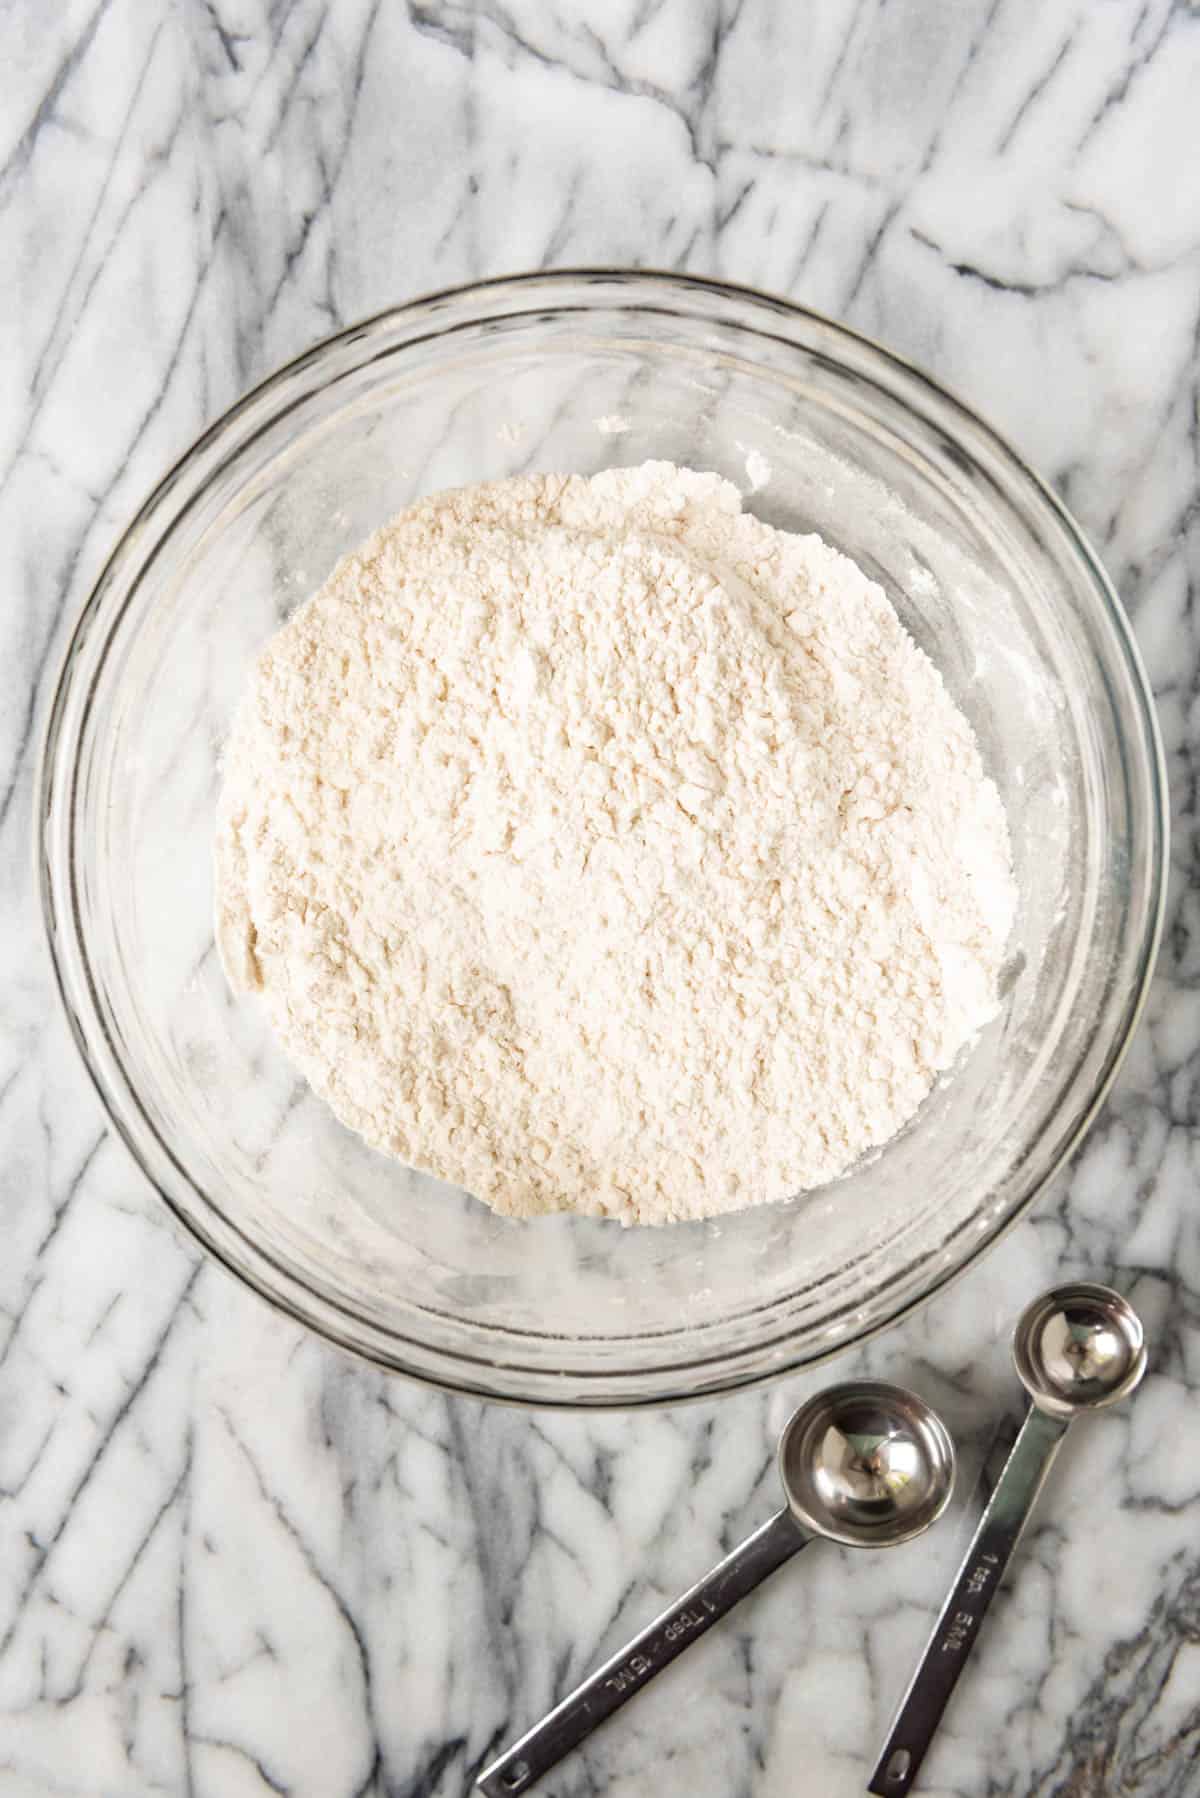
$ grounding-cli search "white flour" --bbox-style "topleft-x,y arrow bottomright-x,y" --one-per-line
216,462 -> 1016,1225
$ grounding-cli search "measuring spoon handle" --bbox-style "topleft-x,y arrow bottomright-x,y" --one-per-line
868,1404 -> 1069,1796
478,1507 -> 808,1796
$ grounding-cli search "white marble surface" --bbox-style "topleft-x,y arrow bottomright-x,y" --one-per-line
2,3 -> 1198,1794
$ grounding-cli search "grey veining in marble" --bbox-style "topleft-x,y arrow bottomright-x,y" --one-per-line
2,2 -> 1199,1794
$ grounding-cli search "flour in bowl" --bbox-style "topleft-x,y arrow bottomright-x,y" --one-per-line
215,463 -> 1016,1225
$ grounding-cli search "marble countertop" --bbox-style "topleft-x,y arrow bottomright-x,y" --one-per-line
2,3 -> 1198,1794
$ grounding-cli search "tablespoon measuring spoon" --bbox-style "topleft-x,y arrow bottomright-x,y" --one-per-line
869,1282 -> 1147,1796
477,1380 -> 954,1797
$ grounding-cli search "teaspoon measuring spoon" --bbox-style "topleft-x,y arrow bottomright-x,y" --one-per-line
478,1380 -> 955,1797
869,1282 -> 1147,1796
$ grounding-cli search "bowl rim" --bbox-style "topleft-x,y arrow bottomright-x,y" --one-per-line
36,268 -> 1169,1407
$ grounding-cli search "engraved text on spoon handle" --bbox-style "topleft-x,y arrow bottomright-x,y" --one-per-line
868,1404 -> 1069,1797
477,1508 -> 808,1797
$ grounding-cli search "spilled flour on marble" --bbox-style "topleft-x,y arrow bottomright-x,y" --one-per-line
215,462 -> 1016,1225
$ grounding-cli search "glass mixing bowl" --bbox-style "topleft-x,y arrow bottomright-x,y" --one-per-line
38,272 -> 1166,1405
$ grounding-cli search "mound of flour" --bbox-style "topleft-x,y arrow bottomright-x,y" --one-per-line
216,463 -> 1016,1225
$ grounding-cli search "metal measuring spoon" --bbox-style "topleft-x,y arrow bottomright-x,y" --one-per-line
477,1381 -> 954,1797
869,1282 -> 1147,1796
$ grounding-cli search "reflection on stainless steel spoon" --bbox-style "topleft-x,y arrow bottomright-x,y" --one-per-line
869,1282 -> 1147,1796
478,1380 -> 955,1797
